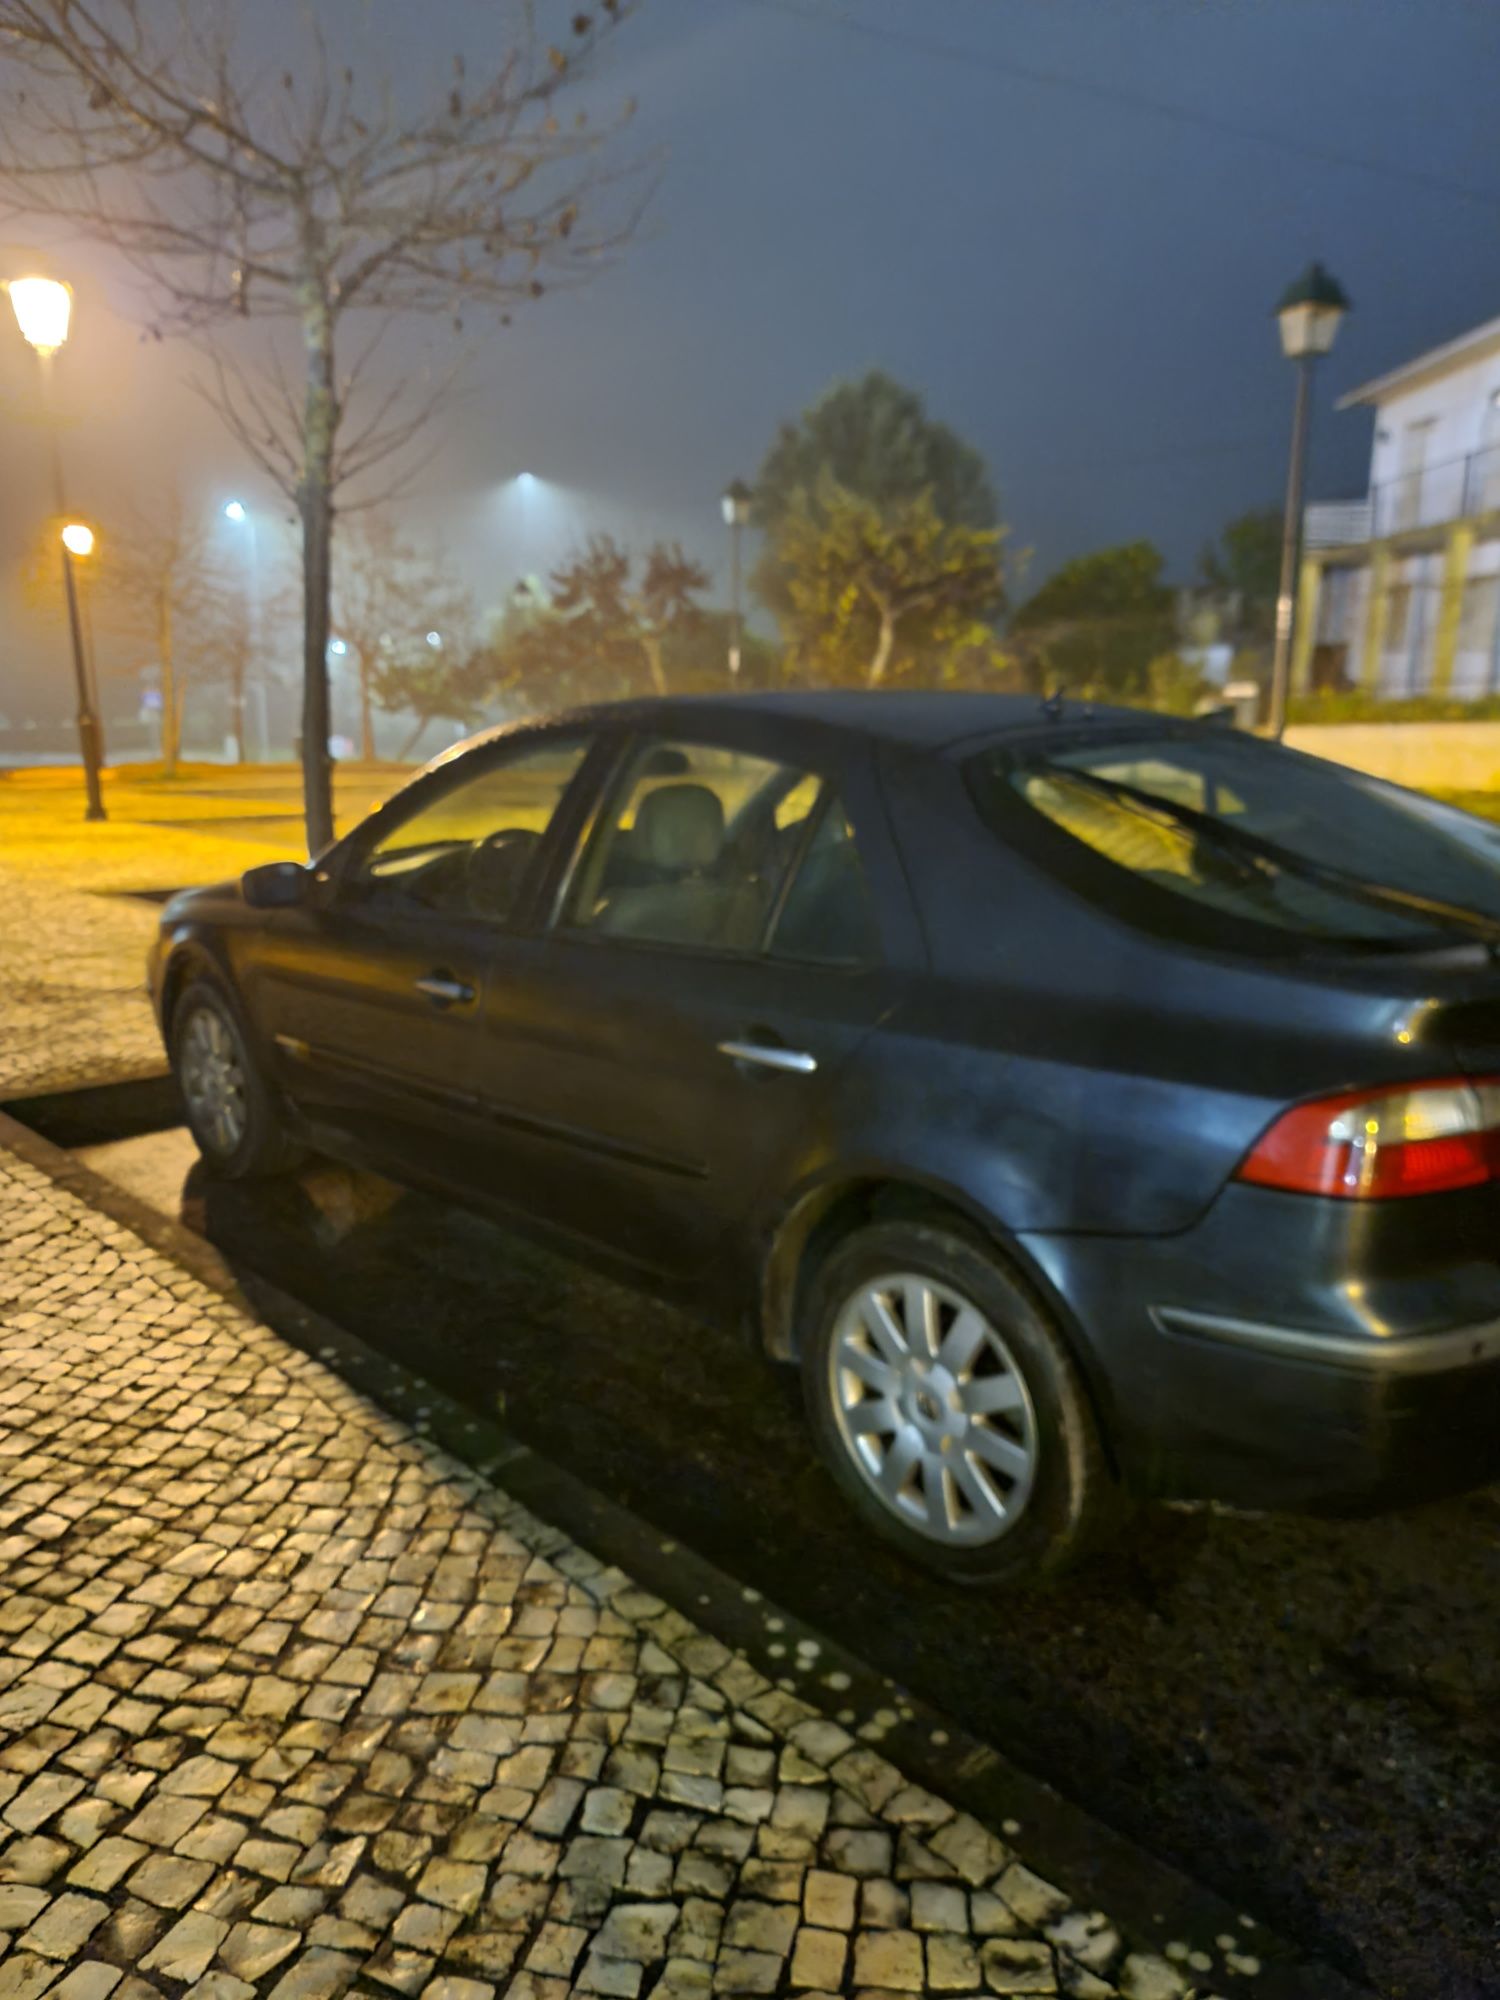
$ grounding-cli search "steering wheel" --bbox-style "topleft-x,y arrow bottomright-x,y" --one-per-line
465,826 -> 541,919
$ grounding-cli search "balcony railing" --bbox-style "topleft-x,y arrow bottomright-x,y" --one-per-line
1306,443 -> 1500,547
1304,499 -> 1372,547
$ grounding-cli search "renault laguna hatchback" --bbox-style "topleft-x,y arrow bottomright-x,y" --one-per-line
150,694 -> 1500,1582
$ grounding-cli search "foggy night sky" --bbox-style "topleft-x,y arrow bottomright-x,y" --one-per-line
2,0 -> 1500,724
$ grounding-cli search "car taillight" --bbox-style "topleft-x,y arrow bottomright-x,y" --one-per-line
1235,1076 -> 1500,1200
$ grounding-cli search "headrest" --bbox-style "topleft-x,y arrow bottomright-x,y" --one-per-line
633,782 -> 725,872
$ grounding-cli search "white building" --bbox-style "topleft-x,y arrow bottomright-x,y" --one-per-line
1299,314 -> 1500,698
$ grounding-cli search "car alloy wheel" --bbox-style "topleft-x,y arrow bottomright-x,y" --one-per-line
178,1001 -> 249,1159
827,1270 -> 1039,1546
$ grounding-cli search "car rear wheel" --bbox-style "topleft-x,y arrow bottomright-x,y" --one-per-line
171,977 -> 298,1179
801,1220 -> 1114,1584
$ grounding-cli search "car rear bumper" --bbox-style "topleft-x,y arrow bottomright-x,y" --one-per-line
1023,1180 -> 1500,1510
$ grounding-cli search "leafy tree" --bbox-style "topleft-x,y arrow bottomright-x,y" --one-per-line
1010,540 -> 1175,697
1199,507 -> 1282,642
773,474 -> 1004,688
754,371 -> 998,535
0,0 -> 642,849
488,536 -> 711,711
335,517 -> 476,761
371,649 -> 492,762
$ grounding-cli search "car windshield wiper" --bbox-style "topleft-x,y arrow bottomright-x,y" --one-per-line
1040,764 -> 1500,947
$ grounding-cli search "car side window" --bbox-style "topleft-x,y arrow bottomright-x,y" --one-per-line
351,736 -> 591,923
562,737 -> 818,953
770,794 -> 881,965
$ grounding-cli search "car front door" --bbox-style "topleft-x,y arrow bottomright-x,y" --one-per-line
470,728 -> 921,1279
245,729 -> 599,1186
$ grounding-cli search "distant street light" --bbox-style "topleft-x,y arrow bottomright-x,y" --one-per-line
7,273 -> 105,819
1268,261 -> 1350,739
61,521 -> 95,558
426,630 -> 443,649
329,637 -> 348,657
223,499 -> 247,523
721,478 -> 753,680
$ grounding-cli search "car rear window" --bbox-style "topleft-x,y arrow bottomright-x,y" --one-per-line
968,728 -> 1500,953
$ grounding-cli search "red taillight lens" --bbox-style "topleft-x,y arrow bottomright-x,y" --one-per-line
1235,1077 -> 1500,1200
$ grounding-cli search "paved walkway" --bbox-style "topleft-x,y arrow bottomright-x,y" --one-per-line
0,873 -> 163,1097
0,1139 -> 1224,2000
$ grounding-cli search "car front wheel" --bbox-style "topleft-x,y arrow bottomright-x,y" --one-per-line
801,1220 -> 1114,1585
172,977 -> 297,1179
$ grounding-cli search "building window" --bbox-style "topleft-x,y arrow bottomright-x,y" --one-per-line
1385,581 -> 1412,648
1459,574 -> 1500,659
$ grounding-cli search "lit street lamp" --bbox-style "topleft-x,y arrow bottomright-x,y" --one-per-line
8,276 -> 71,357
1268,260 -> 1350,739
7,275 -> 106,819
721,478 -> 752,679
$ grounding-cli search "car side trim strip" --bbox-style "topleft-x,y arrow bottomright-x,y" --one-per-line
1153,1305 -> 1500,1375
482,1100 -> 707,1180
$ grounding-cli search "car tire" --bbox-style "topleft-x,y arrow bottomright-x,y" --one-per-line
171,976 -> 299,1180
801,1219 -> 1114,1585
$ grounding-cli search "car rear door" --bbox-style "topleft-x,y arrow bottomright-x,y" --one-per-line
470,726 -> 922,1278
246,729 -> 600,1186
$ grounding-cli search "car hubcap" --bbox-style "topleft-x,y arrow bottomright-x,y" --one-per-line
179,1005 -> 248,1157
829,1272 -> 1038,1545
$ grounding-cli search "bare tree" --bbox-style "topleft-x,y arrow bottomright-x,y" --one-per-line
333,513 -> 476,760
103,487 -> 215,772
0,0 -> 643,848
193,581 -> 256,761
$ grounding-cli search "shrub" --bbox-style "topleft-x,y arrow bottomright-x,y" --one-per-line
1287,689 -> 1500,725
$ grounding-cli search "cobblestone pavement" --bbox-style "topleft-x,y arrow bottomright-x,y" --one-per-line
0,776 -> 310,1100
0,872 -> 163,1097
0,1142 -> 1236,2000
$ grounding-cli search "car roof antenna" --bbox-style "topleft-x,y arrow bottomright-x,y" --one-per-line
1040,685 -> 1065,722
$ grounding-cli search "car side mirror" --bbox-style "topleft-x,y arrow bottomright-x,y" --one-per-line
241,861 -> 313,909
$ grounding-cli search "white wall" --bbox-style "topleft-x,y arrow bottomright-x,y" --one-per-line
1368,346 -> 1500,503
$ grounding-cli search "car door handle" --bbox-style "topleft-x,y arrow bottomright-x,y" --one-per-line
414,973 -> 476,1007
717,1039 -> 818,1075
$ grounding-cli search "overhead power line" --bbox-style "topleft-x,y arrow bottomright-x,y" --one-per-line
734,0 -> 1500,213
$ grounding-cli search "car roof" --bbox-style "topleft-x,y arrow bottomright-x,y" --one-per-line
470,690 -> 1152,756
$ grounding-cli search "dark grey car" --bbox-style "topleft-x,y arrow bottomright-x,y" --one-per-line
150,693 -> 1500,1582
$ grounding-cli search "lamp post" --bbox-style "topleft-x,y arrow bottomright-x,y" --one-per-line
8,276 -> 106,818
721,479 -> 752,680
1268,261 -> 1350,738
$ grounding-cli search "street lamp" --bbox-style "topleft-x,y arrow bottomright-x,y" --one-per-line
61,521 -> 94,558
8,276 -> 71,357
224,499 -> 247,524
721,478 -> 753,680
7,274 -> 106,819
1268,260 -> 1351,738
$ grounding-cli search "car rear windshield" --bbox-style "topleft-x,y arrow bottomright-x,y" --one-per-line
968,728 -> 1500,954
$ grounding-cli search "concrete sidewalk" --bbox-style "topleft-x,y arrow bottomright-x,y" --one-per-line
0,1136 -> 1230,2000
